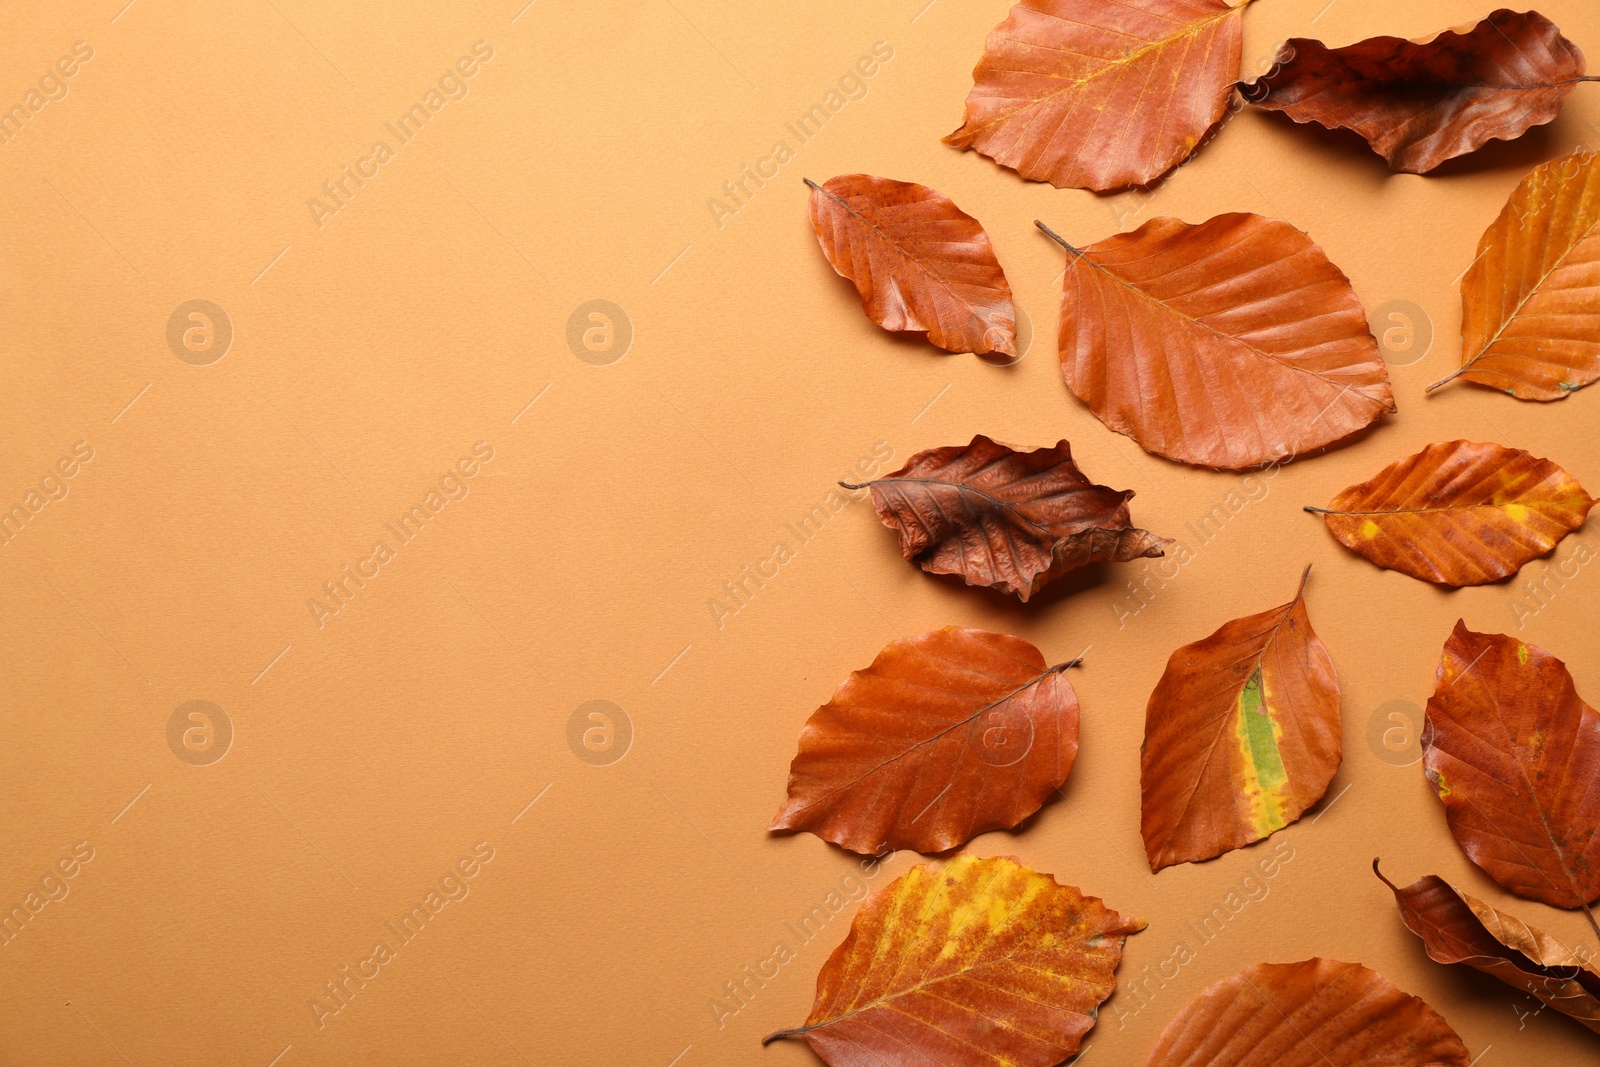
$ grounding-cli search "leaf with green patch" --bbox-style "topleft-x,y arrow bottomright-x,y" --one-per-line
1141,566 -> 1341,871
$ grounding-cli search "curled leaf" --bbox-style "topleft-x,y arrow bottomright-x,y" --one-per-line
1424,622 -> 1600,912
846,434 -> 1169,602
1141,566 -> 1340,871
1375,861 -> 1600,1035
1435,150 -> 1600,399
770,627 -> 1080,855
944,0 -> 1251,191
1308,440 -> 1595,585
1040,214 -> 1394,470
807,174 -> 1017,357
1145,958 -> 1471,1066
764,853 -> 1143,1067
1243,10 -> 1587,174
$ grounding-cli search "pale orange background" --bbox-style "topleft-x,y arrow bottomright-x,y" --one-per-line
2,0 -> 1599,1064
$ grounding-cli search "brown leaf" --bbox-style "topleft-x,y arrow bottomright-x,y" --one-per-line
1145,958 -> 1472,1066
764,853 -> 1143,1067
1038,214 -> 1395,470
1375,861 -> 1600,1035
806,174 -> 1017,357
846,434 -> 1170,602
770,628 -> 1080,855
1433,151 -> 1600,399
1423,622 -> 1600,916
1308,440 -> 1595,586
1140,566 -> 1340,871
944,0 -> 1253,191
1242,10 -> 1587,174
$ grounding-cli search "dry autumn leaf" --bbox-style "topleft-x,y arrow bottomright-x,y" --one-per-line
763,853 -> 1143,1067
1037,214 -> 1395,470
770,627 -> 1080,855
806,174 -> 1018,357
1433,151 -> 1600,399
1307,440 -> 1595,585
1145,958 -> 1472,1066
1375,861 -> 1600,1035
945,0 -> 1255,191
1141,566 -> 1340,871
1242,10 -> 1589,174
1424,623 -> 1600,923
845,434 -> 1170,602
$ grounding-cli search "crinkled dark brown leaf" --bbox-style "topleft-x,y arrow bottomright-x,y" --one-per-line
1376,861 -> 1600,1035
765,854 -> 1143,1067
845,434 -> 1170,602
1145,958 -> 1472,1066
807,174 -> 1017,357
1242,10 -> 1587,173
770,627 -> 1080,855
1423,623 -> 1600,912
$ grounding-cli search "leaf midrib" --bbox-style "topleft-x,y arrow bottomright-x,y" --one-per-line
961,2 -> 1245,137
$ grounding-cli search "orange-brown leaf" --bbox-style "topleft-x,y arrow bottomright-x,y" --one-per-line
1376,862 -> 1600,1035
1309,440 -> 1595,585
848,434 -> 1170,602
1242,10 -> 1586,174
1140,567 -> 1340,871
944,0 -> 1250,191
1042,214 -> 1395,470
806,174 -> 1017,357
764,854 -> 1143,1067
1436,151 -> 1600,399
770,627 -> 1080,855
1423,623 -> 1600,911
1145,958 -> 1471,1066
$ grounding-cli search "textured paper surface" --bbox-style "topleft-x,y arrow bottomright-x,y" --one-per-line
1,1 -> 1598,1064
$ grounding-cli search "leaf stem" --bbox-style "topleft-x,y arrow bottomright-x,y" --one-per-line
1293,562 -> 1312,600
1585,902 -> 1600,950
1372,858 -> 1397,891
1425,368 -> 1465,393
839,479 -> 872,491
1303,506 -> 1335,515
763,1026 -> 810,1046
1034,220 -> 1083,258
802,177 -> 823,191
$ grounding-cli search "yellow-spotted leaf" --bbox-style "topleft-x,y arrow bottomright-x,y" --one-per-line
1141,567 -> 1340,871
1308,440 -> 1595,586
764,854 -> 1143,1067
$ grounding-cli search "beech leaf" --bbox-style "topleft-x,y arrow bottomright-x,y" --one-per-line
1307,440 -> 1596,586
805,174 -> 1017,357
1145,958 -> 1472,1066
1141,566 -> 1340,871
1433,150 -> 1600,399
1423,622 -> 1600,922
1242,10 -> 1589,174
764,853 -> 1143,1067
1375,861 -> 1600,1035
1038,214 -> 1395,470
845,434 -> 1170,602
770,627 -> 1081,855
945,0 -> 1255,191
